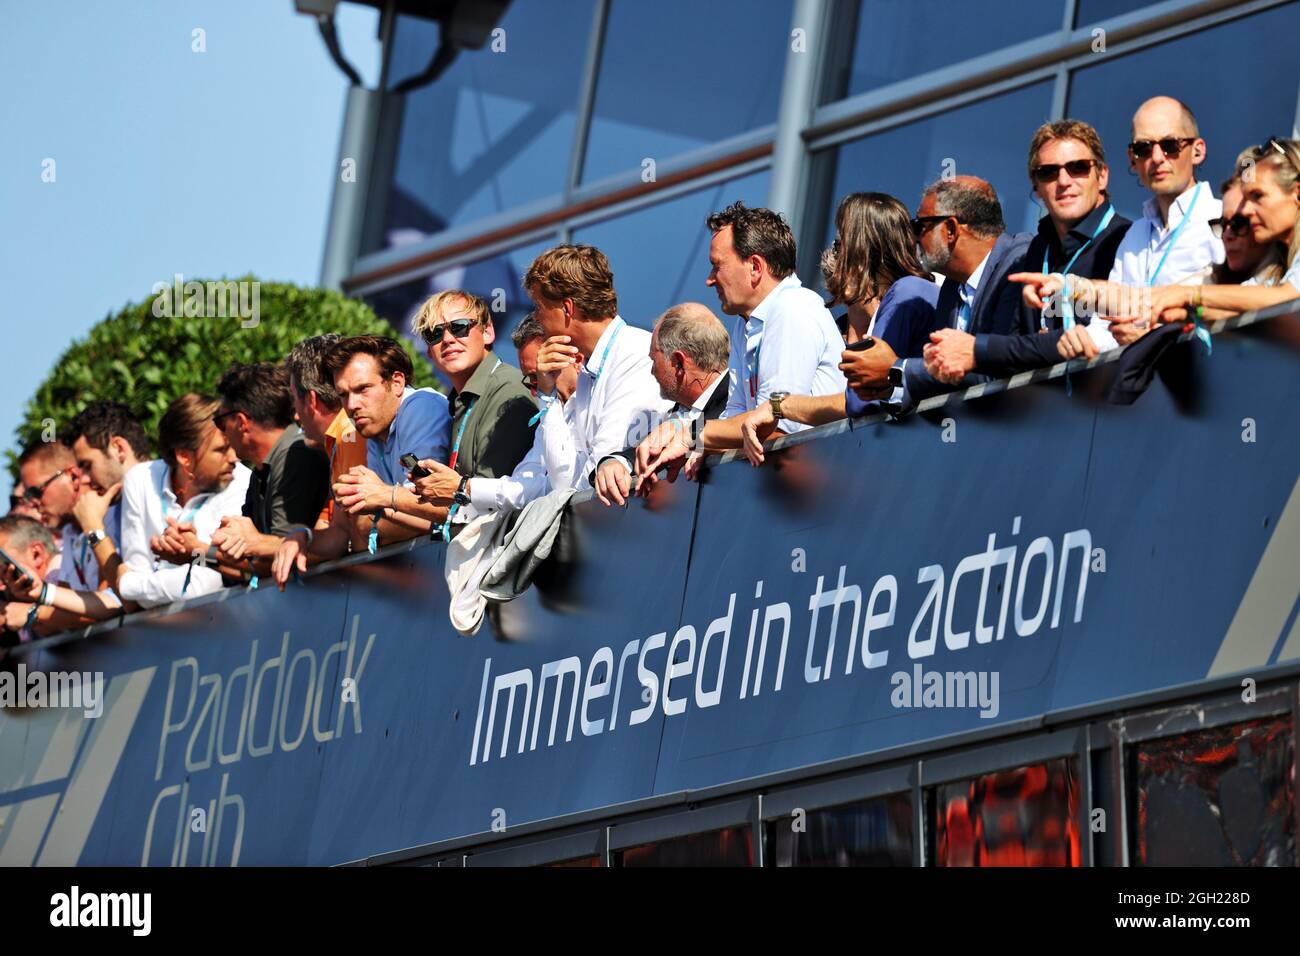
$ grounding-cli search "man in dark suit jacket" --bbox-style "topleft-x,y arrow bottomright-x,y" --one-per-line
841,176 -> 1031,408
593,302 -> 730,506
924,120 -> 1132,384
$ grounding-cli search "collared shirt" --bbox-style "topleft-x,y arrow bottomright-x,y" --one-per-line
242,424 -> 329,536
54,501 -> 123,591
319,408 -> 368,526
536,317 -> 673,494
447,355 -> 538,480
468,399 -> 575,514
368,387 -> 451,488
1020,203 -> 1132,330
1243,255 -> 1300,291
957,250 -> 991,331
723,274 -> 848,433
116,458 -> 251,608
604,372 -> 727,475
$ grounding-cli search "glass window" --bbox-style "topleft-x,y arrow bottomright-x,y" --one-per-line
1075,0 -> 1159,27
572,169 -> 770,329
360,236 -> 555,383
930,758 -> 1081,866
768,792 -> 913,866
1066,3 -> 1300,222
1133,714 -> 1295,866
368,6 -> 593,252
580,0 -> 787,185
543,856 -> 601,868
619,826 -> 754,866
810,80 -> 1055,288
825,0 -> 1065,104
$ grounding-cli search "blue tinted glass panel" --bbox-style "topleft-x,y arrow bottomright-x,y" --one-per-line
372,6 -> 592,251
1066,3 -> 1300,222
769,792 -> 914,866
361,237 -> 555,384
815,80 -> 1055,287
1075,0 -> 1159,27
572,170 -> 771,329
828,0 -> 1065,103
581,0 -> 786,184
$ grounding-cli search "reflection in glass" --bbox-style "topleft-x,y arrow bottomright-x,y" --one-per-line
1075,0 -> 1158,27
360,237 -> 554,383
1134,715 -> 1295,866
769,793 -> 913,866
573,170 -> 770,330
931,758 -> 1081,866
370,5 -> 592,251
620,826 -> 754,867
544,856 -> 601,868
1066,3 -> 1300,221
812,80 -> 1054,286
826,0 -> 1064,104
581,0 -> 785,184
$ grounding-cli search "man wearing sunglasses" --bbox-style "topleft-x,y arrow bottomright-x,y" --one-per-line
924,121 -> 1131,383
389,290 -> 536,533
16,441 -> 82,582
1096,96 -> 1223,342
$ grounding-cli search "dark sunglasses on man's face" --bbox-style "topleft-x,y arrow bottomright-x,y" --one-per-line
20,468 -> 67,503
910,215 -> 962,237
1208,214 -> 1251,239
1032,159 -> 1097,183
421,318 -> 479,345
1128,137 -> 1195,160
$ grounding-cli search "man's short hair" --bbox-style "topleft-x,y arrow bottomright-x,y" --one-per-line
216,362 -> 295,429
653,304 -> 731,374
923,178 -> 1005,240
511,314 -> 545,350
1027,119 -> 1107,178
411,290 -> 492,342
157,393 -> 221,468
705,202 -> 797,279
1133,96 -> 1199,138
524,245 -> 619,319
65,401 -> 152,459
0,514 -> 57,555
322,335 -> 415,385
17,441 -> 75,472
286,333 -> 343,409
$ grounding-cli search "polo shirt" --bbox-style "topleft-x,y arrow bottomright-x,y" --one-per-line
447,355 -> 538,480
242,424 -> 329,536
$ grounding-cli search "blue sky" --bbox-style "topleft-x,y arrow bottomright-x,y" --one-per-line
0,0 -> 380,499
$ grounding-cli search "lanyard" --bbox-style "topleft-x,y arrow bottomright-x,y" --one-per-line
1042,204 -> 1116,329
1148,182 -> 1202,286
748,342 -> 760,399
72,536 -> 90,588
448,359 -> 501,472
589,318 -> 624,385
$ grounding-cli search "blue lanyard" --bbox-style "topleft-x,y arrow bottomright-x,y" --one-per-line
1042,204 -> 1116,330
589,318 -> 624,384
161,474 -> 205,595
1148,182 -> 1202,286
448,359 -> 500,472
749,343 -> 760,399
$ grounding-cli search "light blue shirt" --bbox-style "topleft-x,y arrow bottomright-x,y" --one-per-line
723,274 -> 848,433
1243,256 -> 1300,292
368,387 -> 451,487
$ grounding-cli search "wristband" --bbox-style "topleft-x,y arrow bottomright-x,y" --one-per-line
38,581 -> 55,606
287,524 -> 315,548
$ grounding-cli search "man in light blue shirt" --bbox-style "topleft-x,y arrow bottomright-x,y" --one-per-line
324,335 -> 450,547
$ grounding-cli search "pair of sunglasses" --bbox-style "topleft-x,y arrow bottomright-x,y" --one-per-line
1031,159 -> 1098,183
1128,137 -> 1195,160
20,468 -> 67,503
420,318 -> 480,345
1208,214 -> 1251,239
910,215 -> 965,237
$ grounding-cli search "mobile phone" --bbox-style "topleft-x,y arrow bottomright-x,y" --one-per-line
0,546 -> 33,588
400,453 -> 431,480
845,337 -> 876,351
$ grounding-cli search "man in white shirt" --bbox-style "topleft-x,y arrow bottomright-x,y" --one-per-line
325,335 -> 451,547
115,394 -> 251,608
634,203 -> 846,483
461,244 -> 671,511
1092,95 -> 1224,348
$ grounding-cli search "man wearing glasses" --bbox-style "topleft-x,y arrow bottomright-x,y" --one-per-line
16,442 -> 82,582
388,290 -> 536,536
1097,96 -> 1224,343
924,121 -> 1132,383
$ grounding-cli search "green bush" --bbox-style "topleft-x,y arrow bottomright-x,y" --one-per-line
9,277 -> 436,474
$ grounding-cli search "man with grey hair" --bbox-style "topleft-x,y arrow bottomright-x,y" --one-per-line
840,175 -> 1031,407
594,302 -> 731,507
272,334 -> 369,588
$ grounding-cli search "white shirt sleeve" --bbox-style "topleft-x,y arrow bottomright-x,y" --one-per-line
468,422 -> 552,513
576,356 -> 670,492
539,396 -> 579,492
758,304 -> 828,400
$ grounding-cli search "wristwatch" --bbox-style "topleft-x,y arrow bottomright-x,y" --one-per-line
86,528 -> 108,547
769,391 -> 789,420
888,363 -> 905,388
453,475 -> 471,508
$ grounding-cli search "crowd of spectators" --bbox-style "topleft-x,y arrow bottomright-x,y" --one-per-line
2,96 -> 1297,642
